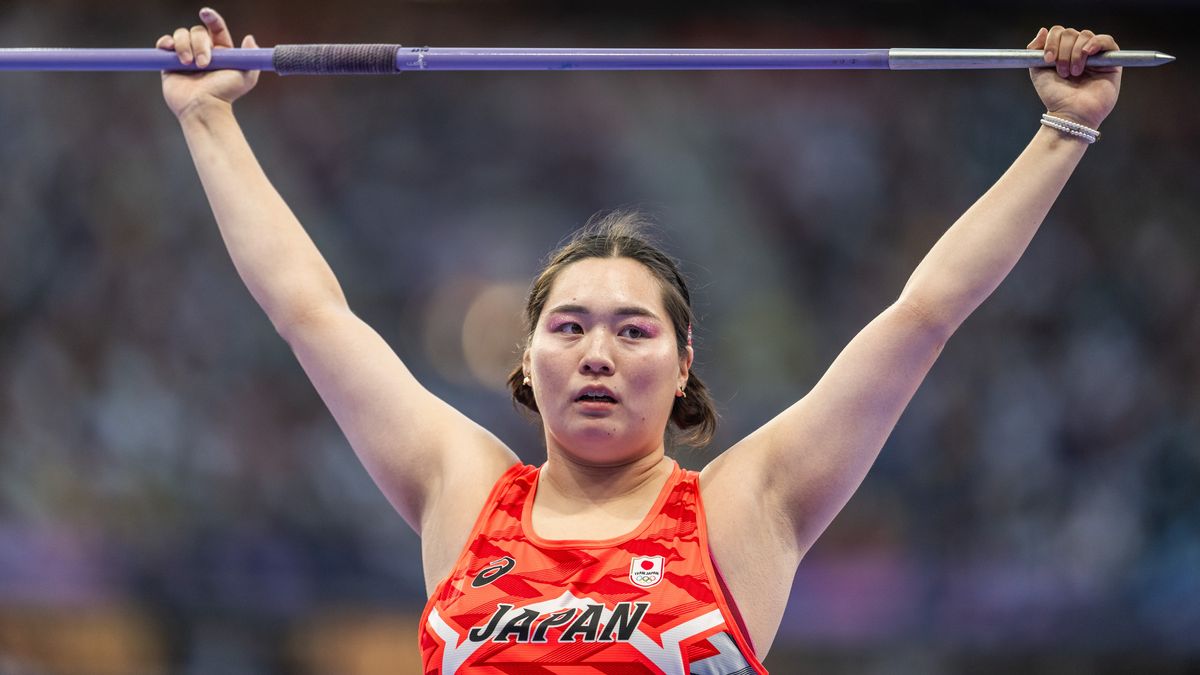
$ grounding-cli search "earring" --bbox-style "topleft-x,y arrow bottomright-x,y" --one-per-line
523,375 -> 532,387
676,386 -> 687,399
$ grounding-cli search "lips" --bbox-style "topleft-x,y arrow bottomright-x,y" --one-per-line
574,385 -> 619,404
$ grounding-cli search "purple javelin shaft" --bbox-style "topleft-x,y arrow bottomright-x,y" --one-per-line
0,48 -> 274,71
0,47 -> 886,72
396,47 -> 889,70
0,46 -> 1173,72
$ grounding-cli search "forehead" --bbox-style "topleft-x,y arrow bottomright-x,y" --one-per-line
544,257 -> 666,315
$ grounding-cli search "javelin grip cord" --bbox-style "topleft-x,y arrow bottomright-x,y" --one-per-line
273,44 -> 401,75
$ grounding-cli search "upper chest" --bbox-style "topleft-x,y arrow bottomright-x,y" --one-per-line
529,495 -> 660,541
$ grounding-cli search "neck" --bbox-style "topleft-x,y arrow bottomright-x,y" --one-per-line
540,444 -> 673,509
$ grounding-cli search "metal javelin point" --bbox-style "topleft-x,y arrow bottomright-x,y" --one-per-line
0,46 -> 1176,73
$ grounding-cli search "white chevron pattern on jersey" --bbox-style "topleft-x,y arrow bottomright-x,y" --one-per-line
688,632 -> 755,675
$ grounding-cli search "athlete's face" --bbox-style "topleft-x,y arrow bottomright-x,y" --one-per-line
524,257 -> 692,465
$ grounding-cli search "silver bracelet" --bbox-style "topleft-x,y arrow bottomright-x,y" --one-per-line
1040,113 -> 1100,144
1043,113 -> 1101,138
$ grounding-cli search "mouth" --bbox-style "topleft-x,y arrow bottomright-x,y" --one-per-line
574,387 -> 619,406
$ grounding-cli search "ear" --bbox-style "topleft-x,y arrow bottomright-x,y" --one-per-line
678,345 -> 693,388
522,348 -> 532,378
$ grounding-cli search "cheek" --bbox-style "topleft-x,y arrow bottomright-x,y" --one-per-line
528,343 -> 571,383
624,350 -> 683,392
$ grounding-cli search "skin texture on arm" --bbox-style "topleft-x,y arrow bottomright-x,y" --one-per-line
701,26 -> 1122,655
162,9 -> 518,590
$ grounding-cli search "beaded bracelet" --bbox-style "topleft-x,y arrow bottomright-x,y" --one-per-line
1040,113 -> 1100,144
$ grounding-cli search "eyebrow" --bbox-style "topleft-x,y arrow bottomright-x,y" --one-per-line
546,304 -> 661,320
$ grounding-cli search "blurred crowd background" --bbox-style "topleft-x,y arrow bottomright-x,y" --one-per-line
1,0 -> 1197,673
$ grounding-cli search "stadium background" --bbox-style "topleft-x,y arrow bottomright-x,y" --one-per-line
0,0 -> 1196,672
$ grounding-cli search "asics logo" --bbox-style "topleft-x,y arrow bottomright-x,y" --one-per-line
471,556 -> 516,588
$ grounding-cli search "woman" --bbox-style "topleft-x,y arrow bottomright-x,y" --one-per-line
157,9 -> 1121,672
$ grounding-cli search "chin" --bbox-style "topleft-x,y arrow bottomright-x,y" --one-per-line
550,425 -> 654,465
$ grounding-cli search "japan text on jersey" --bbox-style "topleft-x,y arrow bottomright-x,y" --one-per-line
426,591 -> 757,674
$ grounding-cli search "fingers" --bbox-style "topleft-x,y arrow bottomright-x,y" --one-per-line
172,26 -> 194,64
190,25 -> 212,68
242,35 -> 262,86
200,7 -> 234,49
1027,26 -> 1047,50
1038,25 -> 1119,78
1054,27 -> 1079,78
162,8 -> 235,69
1091,33 -> 1119,52
1082,32 -> 1121,73
1068,29 -> 1095,76
1043,25 -> 1062,64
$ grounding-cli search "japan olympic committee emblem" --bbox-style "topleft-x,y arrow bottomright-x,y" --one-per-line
629,555 -> 664,588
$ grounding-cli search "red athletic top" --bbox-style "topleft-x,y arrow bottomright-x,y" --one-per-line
418,460 -> 769,674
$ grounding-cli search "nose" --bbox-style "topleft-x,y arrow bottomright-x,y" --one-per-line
579,330 -> 615,375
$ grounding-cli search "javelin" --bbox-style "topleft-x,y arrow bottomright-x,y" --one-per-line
0,46 -> 1175,73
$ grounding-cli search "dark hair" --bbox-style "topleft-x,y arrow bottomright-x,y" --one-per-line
507,209 -> 717,448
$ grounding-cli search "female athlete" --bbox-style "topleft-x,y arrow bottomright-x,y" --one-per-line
156,9 -> 1121,672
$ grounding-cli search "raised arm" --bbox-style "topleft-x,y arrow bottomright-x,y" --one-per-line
702,26 -> 1122,650
159,9 -> 517,587
897,26 -> 1120,331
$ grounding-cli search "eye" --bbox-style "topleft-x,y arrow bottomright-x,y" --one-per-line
552,321 -> 583,335
619,325 -> 649,339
